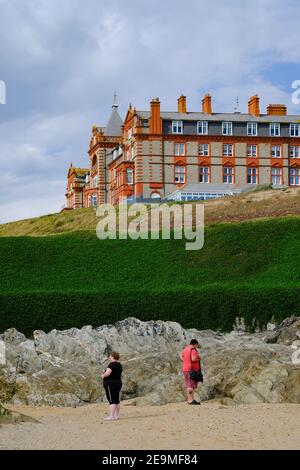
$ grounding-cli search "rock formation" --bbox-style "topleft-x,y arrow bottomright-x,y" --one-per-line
0,317 -> 299,407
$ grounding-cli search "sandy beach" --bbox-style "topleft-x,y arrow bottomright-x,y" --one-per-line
1,402 -> 299,450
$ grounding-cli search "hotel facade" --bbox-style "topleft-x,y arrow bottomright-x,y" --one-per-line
66,93 -> 300,208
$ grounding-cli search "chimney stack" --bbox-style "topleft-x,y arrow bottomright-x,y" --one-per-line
177,95 -> 187,113
248,95 -> 260,117
267,104 -> 287,116
202,93 -> 212,114
149,98 -> 162,134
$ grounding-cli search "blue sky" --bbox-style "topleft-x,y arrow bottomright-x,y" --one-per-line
0,0 -> 300,223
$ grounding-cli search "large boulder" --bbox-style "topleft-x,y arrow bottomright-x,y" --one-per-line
0,317 -> 299,407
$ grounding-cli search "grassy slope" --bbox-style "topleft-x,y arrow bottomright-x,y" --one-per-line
1,188 -> 300,333
0,187 -> 300,237
1,217 -> 300,294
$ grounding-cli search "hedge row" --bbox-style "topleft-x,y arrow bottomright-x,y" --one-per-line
0,285 -> 299,336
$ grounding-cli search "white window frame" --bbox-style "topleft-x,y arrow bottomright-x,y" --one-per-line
223,144 -> 233,157
175,165 -> 186,184
271,167 -> 282,185
92,193 -> 97,207
199,166 -> 210,183
290,124 -> 300,137
174,143 -> 185,156
247,144 -> 257,158
87,195 -> 91,207
172,120 -> 183,134
271,145 -> 281,158
197,121 -> 208,135
92,176 -> 98,188
270,123 -> 281,137
223,166 -> 234,184
126,168 -> 133,185
199,143 -> 209,157
222,122 -> 233,136
247,122 -> 258,136
290,168 -> 300,186
247,167 -> 258,184
289,146 -> 300,158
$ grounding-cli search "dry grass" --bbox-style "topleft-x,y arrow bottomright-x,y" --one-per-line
0,187 -> 300,237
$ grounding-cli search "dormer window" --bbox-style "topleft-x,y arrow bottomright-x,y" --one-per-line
222,122 -> 233,136
270,123 -> 280,137
197,121 -> 208,135
290,124 -> 300,137
247,122 -> 258,136
172,120 -> 183,134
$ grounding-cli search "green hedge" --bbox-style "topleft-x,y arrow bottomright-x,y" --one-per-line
0,285 -> 298,336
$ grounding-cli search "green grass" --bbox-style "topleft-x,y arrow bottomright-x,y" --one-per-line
0,216 -> 300,335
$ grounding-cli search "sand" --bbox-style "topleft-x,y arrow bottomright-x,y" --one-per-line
1,402 -> 299,450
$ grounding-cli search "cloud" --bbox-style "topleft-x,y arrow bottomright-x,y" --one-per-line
0,0 -> 300,223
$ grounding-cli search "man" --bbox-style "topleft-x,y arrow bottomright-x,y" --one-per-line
180,339 -> 201,405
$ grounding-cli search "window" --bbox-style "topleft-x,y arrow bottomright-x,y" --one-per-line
85,173 -> 90,184
87,195 -> 91,207
118,146 -> 123,157
197,121 -> 208,135
223,166 -> 234,184
93,176 -> 98,188
271,145 -> 281,158
290,146 -> 300,158
247,122 -> 258,136
290,124 -> 300,137
92,193 -> 97,207
175,165 -> 186,183
247,145 -> 257,158
199,166 -> 210,183
290,168 -> 300,186
131,146 -> 134,160
172,120 -> 183,134
174,143 -> 185,156
128,128 -> 132,140
270,123 -> 280,137
113,149 -> 118,160
199,143 -> 209,156
126,168 -> 133,185
223,144 -> 233,157
222,122 -> 233,135
271,167 -> 282,185
247,167 -> 258,184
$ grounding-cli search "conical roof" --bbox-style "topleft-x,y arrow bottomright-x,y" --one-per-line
104,96 -> 123,136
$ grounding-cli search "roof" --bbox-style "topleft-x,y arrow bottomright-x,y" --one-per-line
170,183 -> 244,194
104,105 -> 123,136
136,111 -> 300,124
73,168 -> 89,177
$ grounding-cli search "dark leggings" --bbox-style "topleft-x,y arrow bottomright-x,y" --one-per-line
104,381 -> 122,405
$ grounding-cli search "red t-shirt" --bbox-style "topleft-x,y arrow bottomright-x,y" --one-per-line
182,345 -> 201,372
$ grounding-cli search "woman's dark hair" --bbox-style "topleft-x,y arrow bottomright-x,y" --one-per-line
190,339 -> 199,346
110,351 -> 120,360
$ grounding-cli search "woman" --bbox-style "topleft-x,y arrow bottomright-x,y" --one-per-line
101,351 -> 123,421
179,339 -> 201,405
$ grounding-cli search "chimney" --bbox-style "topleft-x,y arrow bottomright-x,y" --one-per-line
149,98 -> 162,134
267,104 -> 287,116
178,95 -> 187,113
248,95 -> 260,117
202,93 -> 212,114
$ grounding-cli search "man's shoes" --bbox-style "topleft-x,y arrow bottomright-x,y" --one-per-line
188,400 -> 201,405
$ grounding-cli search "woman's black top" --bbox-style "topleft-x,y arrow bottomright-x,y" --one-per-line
103,361 -> 122,384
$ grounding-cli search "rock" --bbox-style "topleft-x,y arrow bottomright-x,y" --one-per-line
0,403 -> 37,425
0,317 -> 299,407
264,316 -> 300,345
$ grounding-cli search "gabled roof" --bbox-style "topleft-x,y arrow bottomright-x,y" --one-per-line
68,166 -> 89,178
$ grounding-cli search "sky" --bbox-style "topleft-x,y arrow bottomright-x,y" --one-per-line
0,0 -> 300,223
